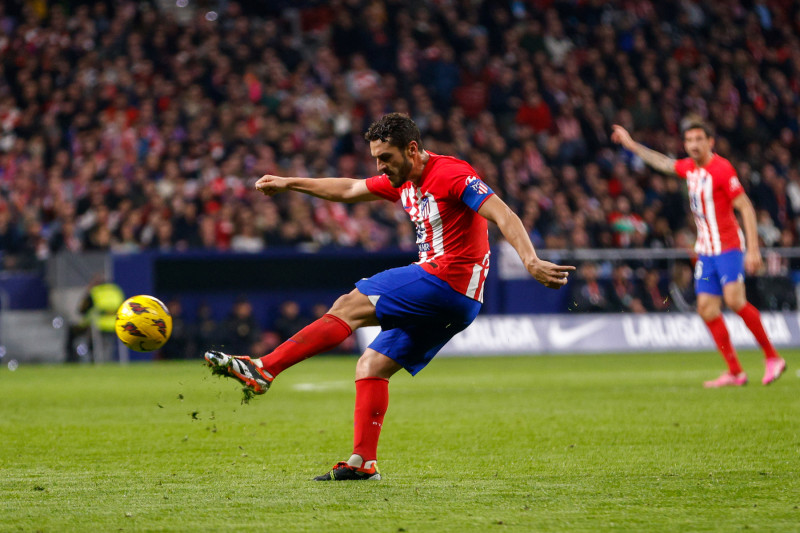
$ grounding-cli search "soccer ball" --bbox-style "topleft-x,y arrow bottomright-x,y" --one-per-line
115,295 -> 173,352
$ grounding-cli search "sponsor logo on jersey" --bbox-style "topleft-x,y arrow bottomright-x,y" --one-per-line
414,222 -> 425,242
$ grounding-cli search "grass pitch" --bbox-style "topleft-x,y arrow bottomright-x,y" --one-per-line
1,350 -> 799,532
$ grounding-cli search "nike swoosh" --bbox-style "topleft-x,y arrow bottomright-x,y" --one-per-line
547,320 -> 607,349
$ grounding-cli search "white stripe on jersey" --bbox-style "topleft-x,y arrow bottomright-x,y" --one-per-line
466,252 -> 491,301
702,171 -> 722,254
466,263 -> 483,299
426,192 -> 444,261
688,168 -> 720,255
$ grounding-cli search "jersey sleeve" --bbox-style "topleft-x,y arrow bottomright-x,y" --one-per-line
723,162 -> 745,199
365,175 -> 401,202
460,175 -> 495,212
445,161 -> 494,211
674,158 -> 693,178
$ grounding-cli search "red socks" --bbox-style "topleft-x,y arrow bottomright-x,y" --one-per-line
352,377 -> 389,462
258,314 -> 352,377
736,303 -> 779,360
704,316 -> 743,375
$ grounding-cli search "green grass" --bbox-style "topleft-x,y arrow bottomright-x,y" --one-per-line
1,351 -> 799,532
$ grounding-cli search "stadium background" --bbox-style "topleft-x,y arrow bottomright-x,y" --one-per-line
2,0 -> 800,361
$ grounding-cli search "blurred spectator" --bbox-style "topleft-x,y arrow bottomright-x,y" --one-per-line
218,297 -> 260,354
668,262 -> 697,312
230,208 -> 265,253
157,299 -> 192,360
64,274 -> 124,363
569,262 -> 610,313
607,264 -> 645,313
638,269 -> 670,312
189,303 -> 219,353
271,300 -> 310,342
608,196 -> 648,248
516,91 -> 552,135
757,209 -> 781,247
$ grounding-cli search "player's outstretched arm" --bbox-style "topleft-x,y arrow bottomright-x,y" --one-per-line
255,175 -> 381,203
478,195 -> 575,289
732,193 -> 764,274
611,125 -> 677,176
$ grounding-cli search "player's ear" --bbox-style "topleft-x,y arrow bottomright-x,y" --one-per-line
406,141 -> 418,158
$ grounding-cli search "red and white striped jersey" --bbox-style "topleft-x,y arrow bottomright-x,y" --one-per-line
674,154 -> 745,255
366,153 -> 494,302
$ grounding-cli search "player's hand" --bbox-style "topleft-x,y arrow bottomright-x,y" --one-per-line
527,259 -> 576,290
610,124 -> 636,150
255,175 -> 289,196
744,248 -> 763,275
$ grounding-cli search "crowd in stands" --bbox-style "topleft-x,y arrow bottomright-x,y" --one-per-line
2,0 -> 800,315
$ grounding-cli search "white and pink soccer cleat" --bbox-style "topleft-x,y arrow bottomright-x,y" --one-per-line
703,371 -> 748,388
762,357 -> 786,386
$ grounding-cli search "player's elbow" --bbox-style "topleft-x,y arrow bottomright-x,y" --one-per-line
340,187 -> 362,203
495,205 -> 522,234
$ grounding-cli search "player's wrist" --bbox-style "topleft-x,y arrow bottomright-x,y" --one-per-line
524,256 -> 542,270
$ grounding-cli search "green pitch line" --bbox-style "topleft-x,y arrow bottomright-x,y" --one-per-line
1,351 -> 798,532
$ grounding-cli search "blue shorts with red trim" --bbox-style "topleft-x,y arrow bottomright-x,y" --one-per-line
355,264 -> 481,375
694,250 -> 745,296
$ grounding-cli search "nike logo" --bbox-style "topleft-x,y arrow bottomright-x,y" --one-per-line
547,320 -> 606,349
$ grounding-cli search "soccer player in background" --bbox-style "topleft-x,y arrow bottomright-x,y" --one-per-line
611,121 -> 787,388
204,113 -> 575,480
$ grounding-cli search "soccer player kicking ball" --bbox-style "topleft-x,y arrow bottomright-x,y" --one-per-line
204,113 -> 575,480
611,121 -> 786,388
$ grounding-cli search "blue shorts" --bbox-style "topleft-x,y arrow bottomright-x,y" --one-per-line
694,250 -> 745,296
355,264 -> 482,376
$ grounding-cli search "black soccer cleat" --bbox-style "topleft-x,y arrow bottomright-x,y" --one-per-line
313,461 -> 381,481
204,350 -> 273,396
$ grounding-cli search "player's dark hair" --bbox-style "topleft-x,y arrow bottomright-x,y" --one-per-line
364,113 -> 422,150
681,120 -> 714,139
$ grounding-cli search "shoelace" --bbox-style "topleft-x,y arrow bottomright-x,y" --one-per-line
332,461 -> 352,470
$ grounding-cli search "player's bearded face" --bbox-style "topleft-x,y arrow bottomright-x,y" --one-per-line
393,152 -> 413,186
371,141 -> 413,187
683,129 -> 714,163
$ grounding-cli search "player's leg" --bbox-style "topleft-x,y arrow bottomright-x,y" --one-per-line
313,349 -> 401,481
257,289 -> 378,376
349,349 -> 401,465
695,256 -> 747,387
721,279 -> 785,385
314,265 -> 481,481
205,289 -> 378,395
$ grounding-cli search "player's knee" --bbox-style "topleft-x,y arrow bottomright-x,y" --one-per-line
722,285 -> 747,312
329,291 -> 362,317
696,300 -> 720,321
327,294 -> 349,316
328,290 -> 378,329
724,295 -> 746,312
355,354 -> 371,378
355,350 -> 400,380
